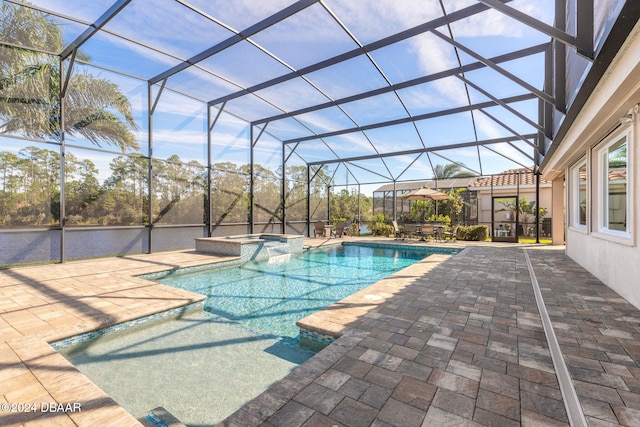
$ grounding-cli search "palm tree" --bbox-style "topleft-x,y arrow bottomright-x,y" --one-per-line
0,3 -> 139,152
432,163 -> 476,179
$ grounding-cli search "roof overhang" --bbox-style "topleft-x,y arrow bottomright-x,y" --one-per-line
541,2 -> 640,180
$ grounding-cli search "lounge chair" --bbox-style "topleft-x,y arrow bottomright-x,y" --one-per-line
313,221 -> 326,238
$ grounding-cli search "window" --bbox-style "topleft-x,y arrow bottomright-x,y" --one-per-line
597,131 -> 631,238
570,160 -> 588,229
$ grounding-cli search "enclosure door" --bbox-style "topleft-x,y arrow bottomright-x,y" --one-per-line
492,196 -> 519,243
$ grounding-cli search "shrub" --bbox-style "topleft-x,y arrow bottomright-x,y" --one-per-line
456,225 -> 488,241
371,222 -> 394,237
331,217 -> 347,226
367,213 -> 394,236
426,214 -> 451,227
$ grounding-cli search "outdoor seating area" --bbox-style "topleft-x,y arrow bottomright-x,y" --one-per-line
394,222 -> 448,242
312,220 -> 354,239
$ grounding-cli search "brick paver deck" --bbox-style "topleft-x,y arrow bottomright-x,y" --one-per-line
2,242 -> 640,426
0,250 -> 232,426
221,245 -> 640,427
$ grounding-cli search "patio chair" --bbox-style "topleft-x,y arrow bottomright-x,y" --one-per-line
332,221 -> 346,238
392,220 -> 404,239
313,221 -> 326,238
349,221 -> 359,236
403,223 -> 418,240
443,224 -> 459,242
419,223 -> 435,241
432,222 -> 446,242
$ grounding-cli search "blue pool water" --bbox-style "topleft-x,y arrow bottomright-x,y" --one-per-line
156,243 -> 455,341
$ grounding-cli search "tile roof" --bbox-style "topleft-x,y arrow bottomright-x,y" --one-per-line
468,168 -> 547,187
373,168 -> 557,192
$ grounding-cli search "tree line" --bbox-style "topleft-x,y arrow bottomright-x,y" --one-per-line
0,145 -> 372,228
0,5 -> 373,229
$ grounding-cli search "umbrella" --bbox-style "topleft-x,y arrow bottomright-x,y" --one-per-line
398,186 -> 450,218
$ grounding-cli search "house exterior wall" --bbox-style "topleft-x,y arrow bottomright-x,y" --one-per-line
543,16 -> 640,309
566,114 -> 639,307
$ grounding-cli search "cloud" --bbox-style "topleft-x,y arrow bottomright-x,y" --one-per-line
151,129 -> 205,146
186,0 -> 299,33
323,0 -> 443,43
473,114 -> 534,167
474,113 -> 506,139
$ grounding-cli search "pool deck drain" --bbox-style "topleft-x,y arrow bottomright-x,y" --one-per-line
2,239 -> 640,426
524,249 -> 588,427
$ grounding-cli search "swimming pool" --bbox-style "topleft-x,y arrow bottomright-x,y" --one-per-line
154,243 -> 457,343
61,242 -> 456,425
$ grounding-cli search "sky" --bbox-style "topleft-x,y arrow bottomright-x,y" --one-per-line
4,0 -> 556,188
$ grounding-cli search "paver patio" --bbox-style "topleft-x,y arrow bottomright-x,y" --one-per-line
1,240 -> 640,426
221,244 -> 640,427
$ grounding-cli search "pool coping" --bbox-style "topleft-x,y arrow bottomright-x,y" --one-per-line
297,252 -> 454,346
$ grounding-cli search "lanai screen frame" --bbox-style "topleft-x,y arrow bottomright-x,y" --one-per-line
0,0 -> 614,263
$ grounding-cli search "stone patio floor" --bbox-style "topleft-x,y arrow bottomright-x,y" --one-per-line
1,239 -> 640,426
220,243 -> 640,427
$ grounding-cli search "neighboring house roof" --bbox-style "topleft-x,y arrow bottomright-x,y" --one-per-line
607,169 -> 627,181
468,168 -> 549,188
373,168 -> 550,193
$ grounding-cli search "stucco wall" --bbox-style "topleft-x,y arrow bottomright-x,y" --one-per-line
567,229 -> 640,309
567,113 -> 638,309
544,15 -> 640,309
564,105 -> 639,310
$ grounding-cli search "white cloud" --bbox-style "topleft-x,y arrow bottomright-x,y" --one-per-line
323,0 -> 443,43
474,113 -> 505,140
327,132 -> 379,155
295,110 -> 352,134
151,129 -> 205,146
28,1 -> 105,23
186,0 -> 299,33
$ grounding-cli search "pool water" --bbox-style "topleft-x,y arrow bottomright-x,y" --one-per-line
157,243 -> 453,341
61,310 -> 315,425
